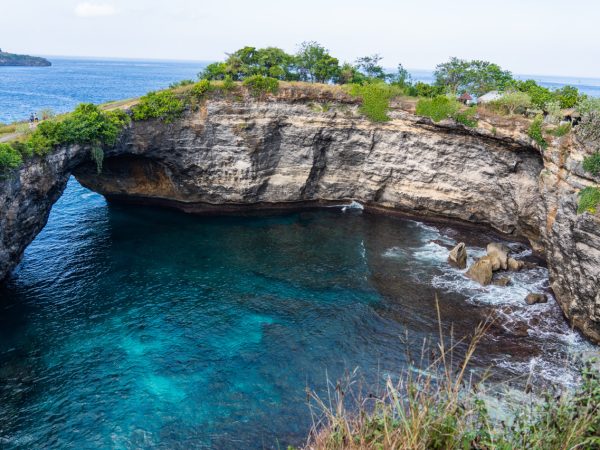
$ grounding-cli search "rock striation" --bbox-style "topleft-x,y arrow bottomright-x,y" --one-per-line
0,92 -> 599,342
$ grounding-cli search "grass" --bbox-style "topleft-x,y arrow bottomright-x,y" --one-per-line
527,115 -> 548,149
0,124 -> 17,135
300,299 -> 600,450
578,186 -> 600,214
548,122 -> 572,137
583,152 -> 600,176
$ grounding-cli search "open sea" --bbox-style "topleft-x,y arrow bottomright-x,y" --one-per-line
0,58 -> 598,448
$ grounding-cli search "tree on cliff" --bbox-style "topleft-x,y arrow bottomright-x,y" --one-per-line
295,41 -> 340,83
434,58 -> 512,96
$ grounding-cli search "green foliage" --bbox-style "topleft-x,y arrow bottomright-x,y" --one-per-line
528,115 -> 547,149
222,75 -> 235,91
242,75 -> 279,96
583,153 -> 600,176
169,79 -> 195,89
415,95 -> 460,122
406,81 -> 444,98
200,46 -> 298,82
554,85 -> 581,109
544,100 -> 562,124
354,54 -> 386,81
548,122 -> 571,137
90,147 -> 104,173
454,106 -> 478,128
0,142 -> 23,174
509,79 -> 555,110
388,63 -> 412,87
190,79 -> 211,99
491,91 -> 532,115
434,57 -> 512,95
576,98 -> 600,145
26,104 -> 129,155
296,41 -> 340,83
349,82 -> 397,122
336,62 -> 366,84
578,186 -> 600,214
132,90 -> 184,122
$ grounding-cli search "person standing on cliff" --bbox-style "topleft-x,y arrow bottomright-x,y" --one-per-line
29,113 -> 34,129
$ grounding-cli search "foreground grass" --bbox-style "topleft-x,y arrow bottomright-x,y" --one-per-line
300,302 -> 600,450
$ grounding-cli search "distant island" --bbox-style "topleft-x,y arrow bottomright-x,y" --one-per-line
0,49 -> 51,67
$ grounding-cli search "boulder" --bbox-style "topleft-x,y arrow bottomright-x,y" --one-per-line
525,293 -> 548,305
466,257 -> 494,286
507,258 -> 525,271
492,276 -> 511,287
487,243 -> 509,270
448,242 -> 467,269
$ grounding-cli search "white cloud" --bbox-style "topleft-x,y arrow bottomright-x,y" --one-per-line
75,2 -> 116,18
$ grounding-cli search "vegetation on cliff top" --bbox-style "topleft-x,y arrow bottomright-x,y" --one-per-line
0,49 -> 51,67
0,104 -> 129,174
301,318 -> 600,450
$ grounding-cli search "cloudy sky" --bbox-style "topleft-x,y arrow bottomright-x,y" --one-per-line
2,0 -> 599,77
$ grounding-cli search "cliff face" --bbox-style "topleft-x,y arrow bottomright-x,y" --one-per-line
1,95 -> 599,342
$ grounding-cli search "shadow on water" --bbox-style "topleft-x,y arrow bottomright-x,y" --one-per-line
0,178 -> 596,448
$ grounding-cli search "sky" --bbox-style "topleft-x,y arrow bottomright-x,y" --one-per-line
1,0 -> 599,78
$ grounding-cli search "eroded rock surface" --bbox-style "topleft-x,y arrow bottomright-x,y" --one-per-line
0,94 -> 599,342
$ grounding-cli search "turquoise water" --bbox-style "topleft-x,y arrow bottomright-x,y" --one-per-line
0,179 -> 594,448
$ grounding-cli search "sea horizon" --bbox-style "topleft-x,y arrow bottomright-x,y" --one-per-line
2,56 -> 599,124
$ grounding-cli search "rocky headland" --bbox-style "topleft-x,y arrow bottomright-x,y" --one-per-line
0,50 -> 51,67
0,85 -> 599,342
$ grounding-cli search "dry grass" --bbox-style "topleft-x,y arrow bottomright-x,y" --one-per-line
301,298 -> 600,450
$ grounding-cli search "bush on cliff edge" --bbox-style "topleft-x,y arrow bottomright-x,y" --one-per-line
0,143 -> 23,174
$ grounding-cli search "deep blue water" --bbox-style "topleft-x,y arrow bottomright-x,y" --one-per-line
0,57 -> 206,123
0,58 -> 598,448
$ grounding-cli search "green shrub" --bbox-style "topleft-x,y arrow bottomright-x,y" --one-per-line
415,95 -> 460,122
349,82 -> 398,122
454,106 -> 478,127
528,115 -> 548,149
548,122 -> 571,137
242,75 -> 279,96
491,91 -> 532,115
222,75 -> 235,91
0,143 -> 23,174
132,90 -> 185,122
578,186 -> 600,214
583,152 -> 600,176
26,104 -> 129,156
190,79 -> 211,99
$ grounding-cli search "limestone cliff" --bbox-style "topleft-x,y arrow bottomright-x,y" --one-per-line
1,92 -> 599,342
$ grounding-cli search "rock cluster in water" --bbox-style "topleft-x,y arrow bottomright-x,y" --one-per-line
0,89 -> 599,342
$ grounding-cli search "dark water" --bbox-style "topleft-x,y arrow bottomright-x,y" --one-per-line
0,179 -> 594,448
0,57 -> 206,123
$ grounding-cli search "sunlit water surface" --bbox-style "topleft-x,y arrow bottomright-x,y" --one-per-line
0,179 -> 596,449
